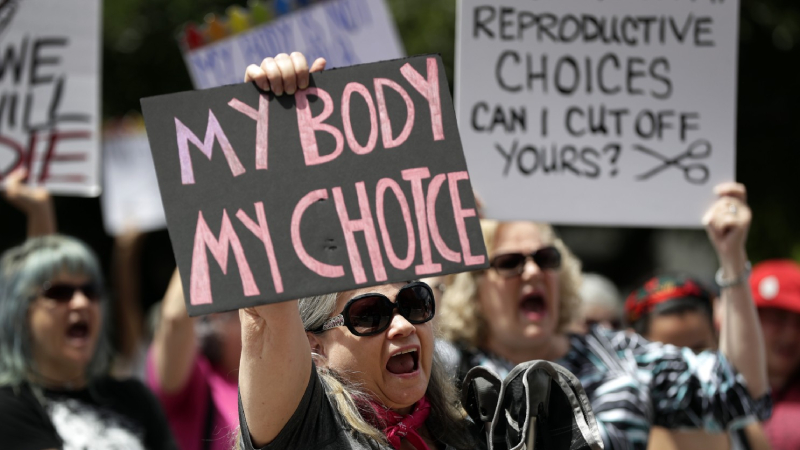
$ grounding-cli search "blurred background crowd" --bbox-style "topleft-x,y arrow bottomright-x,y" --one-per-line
0,1 -> 799,450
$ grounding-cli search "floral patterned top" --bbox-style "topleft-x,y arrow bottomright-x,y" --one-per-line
453,326 -> 772,450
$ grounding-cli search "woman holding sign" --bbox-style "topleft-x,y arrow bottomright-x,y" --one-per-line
236,52 -> 608,450
437,184 -> 772,450
236,53 -> 480,450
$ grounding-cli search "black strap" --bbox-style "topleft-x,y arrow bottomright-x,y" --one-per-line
734,427 -> 753,450
462,367 -> 503,449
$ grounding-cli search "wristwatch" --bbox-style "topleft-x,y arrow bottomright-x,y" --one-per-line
715,261 -> 752,289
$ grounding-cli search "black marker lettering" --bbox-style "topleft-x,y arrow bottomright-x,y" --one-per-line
581,147 -> 601,178
474,6 -> 496,39
650,58 -> 672,99
495,140 -> 518,176
496,50 -> 522,92
560,145 -> 581,176
517,144 -> 538,175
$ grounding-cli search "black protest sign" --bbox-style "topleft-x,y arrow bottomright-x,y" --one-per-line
141,55 -> 487,316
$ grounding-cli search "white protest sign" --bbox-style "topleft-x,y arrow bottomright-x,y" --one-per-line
183,0 -> 404,90
0,0 -> 101,196
455,0 -> 739,227
101,126 -> 166,236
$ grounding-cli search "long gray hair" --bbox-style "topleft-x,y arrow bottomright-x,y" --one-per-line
0,235 -> 112,386
299,289 -> 475,449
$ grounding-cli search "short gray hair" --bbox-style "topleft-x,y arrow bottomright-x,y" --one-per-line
580,273 -> 623,316
0,235 -> 112,386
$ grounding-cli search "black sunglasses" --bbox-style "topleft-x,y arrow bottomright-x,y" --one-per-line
310,282 -> 435,337
41,282 -> 101,303
490,246 -> 562,278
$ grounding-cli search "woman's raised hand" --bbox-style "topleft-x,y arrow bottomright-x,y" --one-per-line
702,182 -> 750,274
4,167 -> 51,214
3,167 -> 56,237
704,186 -> 768,398
244,52 -> 326,96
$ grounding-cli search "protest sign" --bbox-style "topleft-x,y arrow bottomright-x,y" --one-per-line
183,0 -> 404,90
101,120 -> 166,236
0,0 -> 101,196
455,0 -> 739,227
142,55 -> 487,316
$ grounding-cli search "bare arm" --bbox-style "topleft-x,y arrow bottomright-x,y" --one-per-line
151,269 -> 198,393
704,182 -> 768,398
3,168 -> 56,237
743,422 -> 772,450
239,52 -> 326,447
113,230 -> 146,366
239,301 -> 312,446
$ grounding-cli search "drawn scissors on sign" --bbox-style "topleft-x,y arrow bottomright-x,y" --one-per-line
633,139 -> 712,185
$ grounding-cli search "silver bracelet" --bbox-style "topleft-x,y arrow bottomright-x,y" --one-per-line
715,261 -> 752,289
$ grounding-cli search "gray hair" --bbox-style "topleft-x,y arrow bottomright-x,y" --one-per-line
299,292 -> 339,332
0,235 -> 112,386
298,289 -> 474,449
580,273 -> 623,316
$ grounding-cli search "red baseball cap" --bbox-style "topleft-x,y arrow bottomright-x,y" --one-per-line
750,260 -> 800,314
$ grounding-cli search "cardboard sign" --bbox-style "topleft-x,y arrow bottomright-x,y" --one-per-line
142,55 -> 487,315
183,0 -> 404,90
455,0 -> 739,227
0,0 -> 101,196
101,125 -> 166,236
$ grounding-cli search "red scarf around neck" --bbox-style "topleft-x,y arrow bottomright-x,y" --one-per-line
368,396 -> 432,450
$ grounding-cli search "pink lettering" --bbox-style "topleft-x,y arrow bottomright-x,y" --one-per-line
291,189 -> 345,278
295,87 -> 344,166
448,172 -> 485,266
229,96 -> 269,170
175,110 -> 246,185
400,58 -> 444,141
425,173 -> 460,262
190,210 -> 260,305
373,78 -> 415,149
332,183 -> 387,284
341,82 -> 378,155
375,178 -> 415,270
235,202 -> 284,294
401,167 -> 441,275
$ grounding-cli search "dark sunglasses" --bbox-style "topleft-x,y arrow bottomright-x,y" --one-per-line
41,282 -> 101,303
310,282 -> 435,337
490,246 -> 562,278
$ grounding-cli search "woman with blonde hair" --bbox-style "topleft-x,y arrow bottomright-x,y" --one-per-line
438,184 -> 772,450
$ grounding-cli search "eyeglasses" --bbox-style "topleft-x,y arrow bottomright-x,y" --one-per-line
490,246 -> 562,278
41,282 -> 101,303
310,282 -> 435,337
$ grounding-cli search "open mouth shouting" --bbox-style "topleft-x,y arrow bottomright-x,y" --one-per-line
66,318 -> 92,347
386,347 -> 420,376
519,291 -> 547,322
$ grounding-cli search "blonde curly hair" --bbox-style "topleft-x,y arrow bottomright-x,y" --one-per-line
437,220 -> 582,348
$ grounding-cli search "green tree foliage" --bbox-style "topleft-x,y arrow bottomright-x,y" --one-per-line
737,0 -> 800,261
